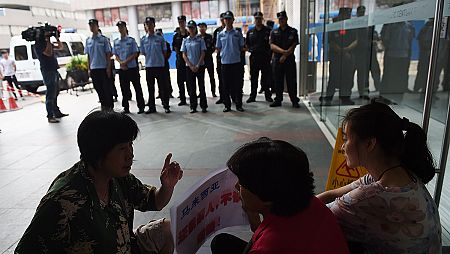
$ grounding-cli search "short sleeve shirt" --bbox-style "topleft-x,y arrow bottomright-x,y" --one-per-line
181,35 -> 206,66
140,34 -> 167,68
327,174 -> 442,253
34,39 -> 59,71
216,28 -> 245,65
113,36 -> 139,69
15,161 -> 157,254
172,30 -> 189,58
0,58 -> 16,76
246,26 -> 272,56
270,26 -> 299,60
85,34 -> 112,69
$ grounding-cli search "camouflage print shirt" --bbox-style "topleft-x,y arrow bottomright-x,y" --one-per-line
15,161 -> 157,254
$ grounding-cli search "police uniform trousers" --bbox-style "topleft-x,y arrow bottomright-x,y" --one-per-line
204,56 -> 216,95
186,66 -> 208,110
216,55 -> 225,100
221,63 -> 243,108
325,52 -> 354,99
273,57 -> 300,104
176,57 -> 187,102
91,68 -> 114,110
118,67 -> 145,111
249,53 -> 272,99
145,67 -> 170,110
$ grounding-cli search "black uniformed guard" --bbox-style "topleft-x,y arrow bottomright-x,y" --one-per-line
172,15 -> 189,106
246,11 -> 273,103
213,13 -> 226,104
156,28 -> 174,99
265,20 -> 276,94
113,21 -> 145,114
198,22 -> 217,97
269,11 -> 300,108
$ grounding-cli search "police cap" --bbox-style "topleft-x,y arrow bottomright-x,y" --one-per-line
253,11 -> 263,18
277,11 -> 288,19
187,20 -> 197,28
223,11 -> 234,19
145,17 -> 155,24
116,21 -> 126,27
88,19 -> 98,25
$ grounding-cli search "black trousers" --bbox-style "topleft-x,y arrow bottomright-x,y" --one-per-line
118,67 -> 145,110
326,52 -> 354,99
205,57 -> 216,94
145,67 -> 170,110
354,51 -> 370,96
216,56 -> 225,100
221,63 -> 243,108
273,57 -> 300,103
250,54 -> 271,98
176,57 -> 187,101
164,63 -> 173,95
186,66 -> 207,109
91,69 -> 113,110
211,233 -> 250,254
380,56 -> 410,95
3,75 -> 22,98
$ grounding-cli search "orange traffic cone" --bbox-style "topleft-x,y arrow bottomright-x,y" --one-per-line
0,85 -> 5,112
6,86 -> 21,111
0,98 -> 6,112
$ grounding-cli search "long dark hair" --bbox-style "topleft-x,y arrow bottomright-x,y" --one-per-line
342,100 -> 435,184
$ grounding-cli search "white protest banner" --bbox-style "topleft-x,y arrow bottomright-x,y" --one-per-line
170,168 -> 249,254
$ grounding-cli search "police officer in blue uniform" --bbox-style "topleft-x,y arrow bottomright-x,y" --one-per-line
172,15 -> 189,106
269,11 -> 300,108
213,13 -> 226,104
85,19 -> 113,111
140,17 -> 171,114
182,20 -> 208,113
113,21 -> 145,114
198,22 -> 217,98
246,11 -> 273,103
216,11 -> 245,112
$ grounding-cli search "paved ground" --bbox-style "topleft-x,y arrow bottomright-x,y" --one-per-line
0,71 -> 333,253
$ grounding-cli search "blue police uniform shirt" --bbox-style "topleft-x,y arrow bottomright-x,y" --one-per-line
84,34 -> 112,69
181,35 -> 207,66
216,28 -> 244,64
112,36 -> 139,69
140,33 -> 167,68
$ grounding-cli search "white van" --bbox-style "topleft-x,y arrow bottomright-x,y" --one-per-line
9,32 -> 87,93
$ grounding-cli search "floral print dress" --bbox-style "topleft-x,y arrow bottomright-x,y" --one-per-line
328,174 -> 442,254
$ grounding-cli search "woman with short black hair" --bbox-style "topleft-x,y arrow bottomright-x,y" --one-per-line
16,111 -> 183,254
211,137 -> 349,254
318,100 -> 442,253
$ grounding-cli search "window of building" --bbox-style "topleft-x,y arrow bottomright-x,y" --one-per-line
54,42 -> 71,57
94,9 -> 105,26
234,0 -> 260,17
14,46 -> 28,61
137,3 -> 172,23
30,45 -> 37,59
182,0 -> 220,19
104,8 -> 112,26
119,7 -> 128,22
70,42 -> 85,56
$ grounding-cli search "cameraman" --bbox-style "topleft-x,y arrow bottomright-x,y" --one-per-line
34,28 -> 69,123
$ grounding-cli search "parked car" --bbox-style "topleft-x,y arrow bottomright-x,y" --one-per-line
9,32 -> 87,93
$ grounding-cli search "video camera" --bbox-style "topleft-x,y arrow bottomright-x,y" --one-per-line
21,23 -> 60,42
